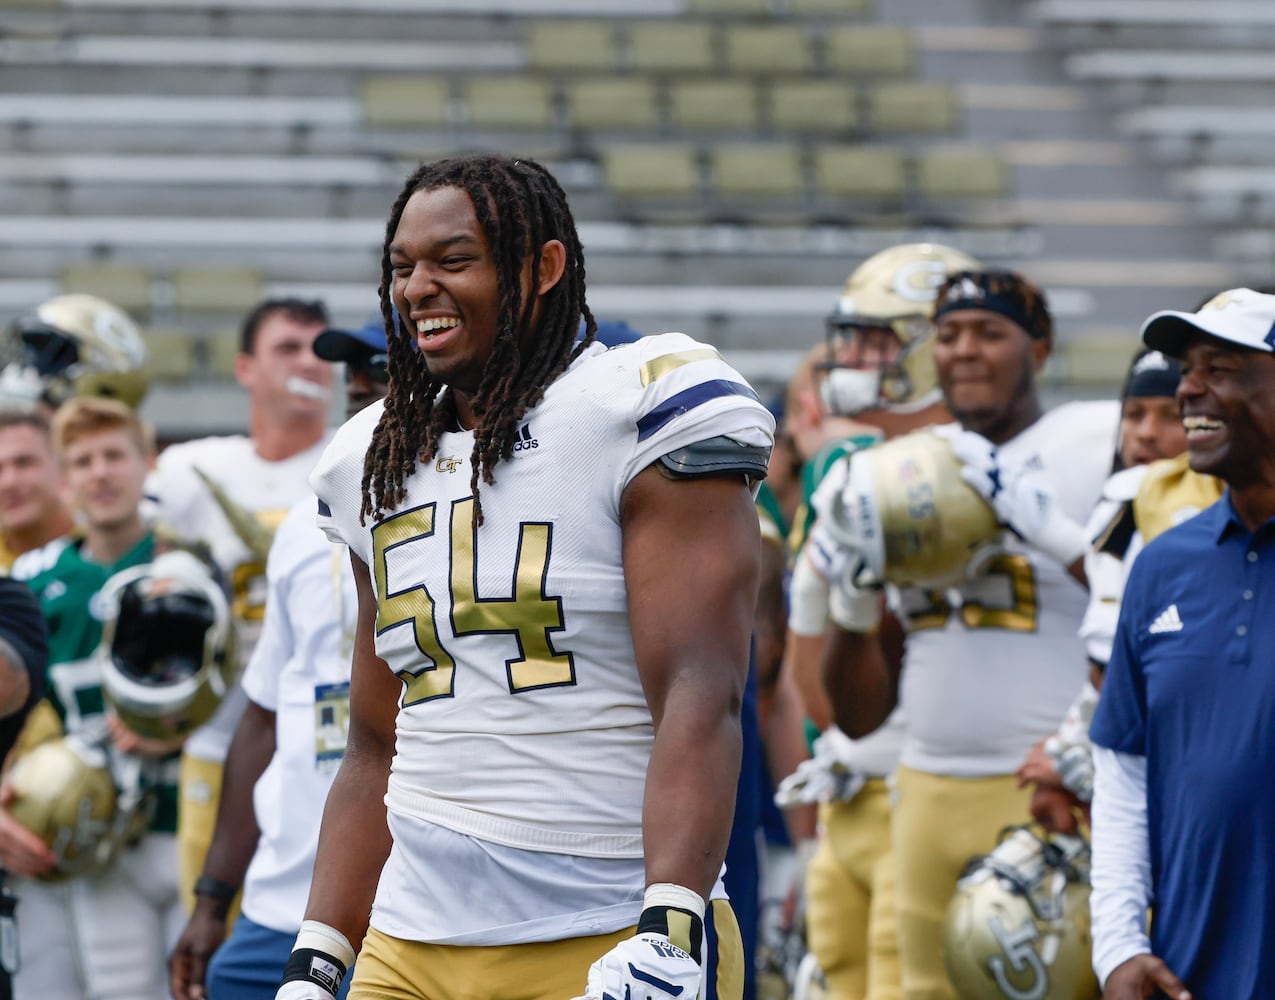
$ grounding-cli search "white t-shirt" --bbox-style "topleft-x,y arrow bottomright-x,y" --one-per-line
895,401 -> 1117,776
310,334 -> 773,943
147,433 -> 333,762
239,495 -> 357,933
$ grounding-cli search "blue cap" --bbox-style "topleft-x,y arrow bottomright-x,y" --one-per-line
578,318 -> 643,347
313,315 -> 389,365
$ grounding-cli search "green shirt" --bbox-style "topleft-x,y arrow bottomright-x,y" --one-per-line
25,533 -> 180,833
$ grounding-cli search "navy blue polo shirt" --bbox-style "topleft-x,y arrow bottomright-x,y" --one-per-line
1091,493 -> 1275,998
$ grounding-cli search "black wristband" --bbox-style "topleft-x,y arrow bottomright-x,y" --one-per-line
637,904 -> 704,962
193,874 -> 238,915
281,947 -> 348,994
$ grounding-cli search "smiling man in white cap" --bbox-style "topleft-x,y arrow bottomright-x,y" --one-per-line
1089,287 -> 1275,1000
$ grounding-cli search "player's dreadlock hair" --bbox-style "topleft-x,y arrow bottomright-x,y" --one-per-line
360,153 -> 596,526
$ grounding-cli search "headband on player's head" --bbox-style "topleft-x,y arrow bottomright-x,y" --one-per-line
932,269 -> 1052,341
1121,350 -> 1181,401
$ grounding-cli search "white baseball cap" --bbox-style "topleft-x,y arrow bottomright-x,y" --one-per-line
1141,287 -> 1275,358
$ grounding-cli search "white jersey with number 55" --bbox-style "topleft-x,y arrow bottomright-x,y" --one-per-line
310,333 -> 774,859
895,400 -> 1117,777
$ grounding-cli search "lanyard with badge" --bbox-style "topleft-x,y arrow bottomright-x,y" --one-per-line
313,544 -> 354,772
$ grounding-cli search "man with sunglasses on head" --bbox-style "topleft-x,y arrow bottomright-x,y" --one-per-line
169,317 -> 390,1000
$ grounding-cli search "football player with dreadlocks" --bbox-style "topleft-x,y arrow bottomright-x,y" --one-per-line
814,269 -> 1116,1000
777,243 -> 976,1000
277,153 -> 773,1000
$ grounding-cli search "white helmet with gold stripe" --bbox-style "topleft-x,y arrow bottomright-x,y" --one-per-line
97,549 -> 235,742
814,428 -> 1000,589
821,243 -> 980,416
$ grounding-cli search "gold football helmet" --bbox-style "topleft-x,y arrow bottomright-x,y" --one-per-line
944,826 -> 1100,1000
0,293 -> 149,410
6,736 -> 119,880
821,243 -> 981,416
97,549 -> 235,742
815,429 -> 1000,588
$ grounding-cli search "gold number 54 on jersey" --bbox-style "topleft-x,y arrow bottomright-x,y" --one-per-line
371,499 -> 576,706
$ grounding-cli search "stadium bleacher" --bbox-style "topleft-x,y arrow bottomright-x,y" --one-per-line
0,0 -> 1250,434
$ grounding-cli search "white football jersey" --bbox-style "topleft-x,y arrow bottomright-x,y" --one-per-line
311,334 -> 774,860
147,432 -> 332,762
896,401 -> 1117,776
239,495 -> 357,934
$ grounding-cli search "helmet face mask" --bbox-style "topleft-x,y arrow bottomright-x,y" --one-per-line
98,550 -> 234,741
0,294 -> 149,410
819,243 -> 981,417
944,826 -> 1100,1000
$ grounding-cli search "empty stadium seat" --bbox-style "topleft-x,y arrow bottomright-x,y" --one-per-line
1061,333 -> 1142,386
916,148 -> 1010,200
527,20 -> 616,73
688,0 -> 770,15
669,80 -> 759,132
825,25 -> 914,76
788,0 -> 872,16
59,262 -> 152,314
143,329 -> 196,382
868,82 -> 958,135
204,329 -> 243,380
360,76 -> 450,129
603,144 -> 700,198
465,77 -> 555,130
172,266 -> 263,314
566,78 -> 660,132
627,22 -> 715,73
769,80 -> 858,134
813,145 -> 907,201
711,144 -> 805,197
724,25 -> 812,75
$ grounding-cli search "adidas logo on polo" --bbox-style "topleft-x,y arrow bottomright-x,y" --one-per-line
1149,604 -> 1184,635
513,422 -> 539,452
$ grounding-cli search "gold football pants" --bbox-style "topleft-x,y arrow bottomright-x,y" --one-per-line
891,765 -> 1030,1000
177,752 -> 241,921
805,780 -> 902,1000
351,898 -> 744,1000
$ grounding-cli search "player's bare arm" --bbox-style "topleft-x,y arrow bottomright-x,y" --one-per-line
621,463 -> 759,901
821,613 -> 902,740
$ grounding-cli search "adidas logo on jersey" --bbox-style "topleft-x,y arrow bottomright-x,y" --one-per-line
1149,603 -> 1184,634
513,422 -> 539,452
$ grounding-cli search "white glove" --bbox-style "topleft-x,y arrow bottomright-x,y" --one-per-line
805,521 -> 882,633
275,920 -> 354,1000
1045,736 -> 1096,802
576,932 -> 701,1000
572,885 -> 704,1000
774,728 -> 867,807
935,425 -> 1087,567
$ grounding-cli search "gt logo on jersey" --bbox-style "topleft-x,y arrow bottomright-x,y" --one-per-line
513,423 -> 539,452
436,456 -> 462,474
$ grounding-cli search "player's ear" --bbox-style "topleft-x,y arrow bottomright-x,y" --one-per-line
535,239 -> 566,296
1030,334 -> 1052,372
